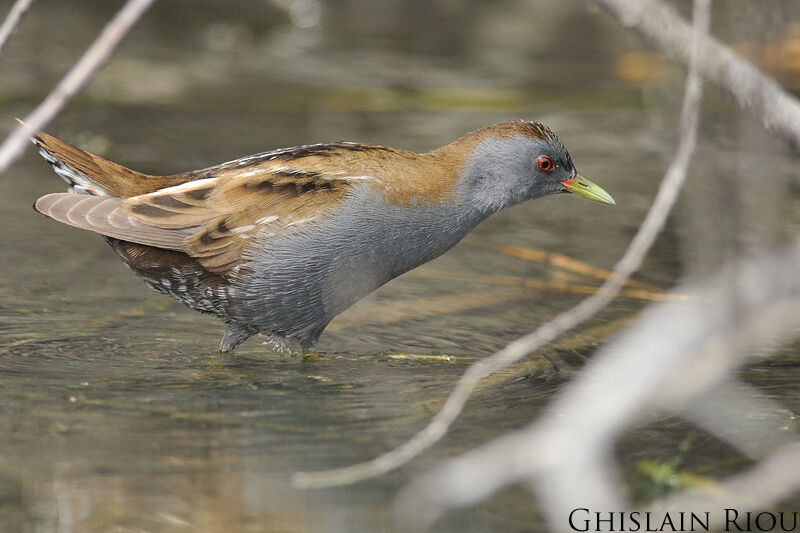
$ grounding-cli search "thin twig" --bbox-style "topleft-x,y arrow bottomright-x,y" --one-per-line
0,0 -> 156,178
291,0 -> 708,492
0,0 -> 34,54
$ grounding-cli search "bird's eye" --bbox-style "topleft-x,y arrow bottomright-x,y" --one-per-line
536,155 -> 554,172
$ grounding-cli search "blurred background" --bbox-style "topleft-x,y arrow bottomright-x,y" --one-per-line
0,1 -> 798,531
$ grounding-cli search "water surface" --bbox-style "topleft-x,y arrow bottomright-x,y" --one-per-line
0,1 -> 798,531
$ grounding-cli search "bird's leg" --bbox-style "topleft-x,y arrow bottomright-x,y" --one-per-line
218,322 -> 254,353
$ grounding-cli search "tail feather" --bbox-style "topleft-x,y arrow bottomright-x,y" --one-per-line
33,131 -> 187,197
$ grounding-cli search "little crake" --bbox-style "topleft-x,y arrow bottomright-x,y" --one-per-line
33,121 -> 614,352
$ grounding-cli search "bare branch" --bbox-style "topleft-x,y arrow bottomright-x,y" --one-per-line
589,0 -> 800,150
675,380 -> 795,459
0,0 -> 156,178
291,0 -> 709,493
0,0 -> 34,54
396,235 -> 800,529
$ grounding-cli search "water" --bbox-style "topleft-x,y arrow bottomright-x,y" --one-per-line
0,1 -> 798,531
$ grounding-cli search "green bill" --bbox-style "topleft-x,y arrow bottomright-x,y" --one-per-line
562,174 -> 615,205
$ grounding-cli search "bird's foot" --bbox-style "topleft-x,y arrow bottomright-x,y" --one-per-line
302,350 -> 322,362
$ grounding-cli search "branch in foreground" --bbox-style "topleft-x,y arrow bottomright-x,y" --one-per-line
291,0 -> 708,493
0,0 -> 34,54
396,235 -> 800,529
0,0 -> 156,178
589,0 -> 800,150
676,379 -> 795,459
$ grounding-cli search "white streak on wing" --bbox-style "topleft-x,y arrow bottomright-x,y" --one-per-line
314,170 -> 376,182
255,215 -> 278,225
233,168 -> 264,178
285,217 -> 313,227
233,154 -> 270,166
230,224 -> 255,234
151,177 -> 217,195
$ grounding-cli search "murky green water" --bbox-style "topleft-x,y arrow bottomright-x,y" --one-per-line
0,1 -> 799,532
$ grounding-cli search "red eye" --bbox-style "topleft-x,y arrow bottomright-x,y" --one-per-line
536,155 -> 553,172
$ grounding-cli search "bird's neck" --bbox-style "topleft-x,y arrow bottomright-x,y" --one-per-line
368,133 -> 513,222
417,135 -> 487,212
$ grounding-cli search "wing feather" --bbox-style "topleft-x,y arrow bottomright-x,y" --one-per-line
118,166 -> 356,273
36,144 -> 392,275
34,193 -> 194,251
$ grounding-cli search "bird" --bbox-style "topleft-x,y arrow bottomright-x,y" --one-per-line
32,120 -> 614,353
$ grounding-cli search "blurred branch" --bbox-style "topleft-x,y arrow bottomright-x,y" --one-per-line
397,234 -> 800,530
589,0 -> 800,150
676,379 -> 794,459
0,0 -> 34,54
291,0 -> 708,494
0,0 -> 156,178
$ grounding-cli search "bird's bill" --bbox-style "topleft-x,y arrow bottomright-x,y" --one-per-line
560,174 -> 615,205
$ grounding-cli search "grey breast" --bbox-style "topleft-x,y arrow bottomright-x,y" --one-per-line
227,186 -> 483,344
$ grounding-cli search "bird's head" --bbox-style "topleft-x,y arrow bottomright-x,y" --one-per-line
454,120 -> 614,215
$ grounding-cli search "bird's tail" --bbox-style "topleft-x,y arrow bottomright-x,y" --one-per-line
33,131 -> 185,197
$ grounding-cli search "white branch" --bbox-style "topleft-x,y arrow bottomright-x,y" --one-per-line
0,0 -> 156,177
0,0 -> 34,54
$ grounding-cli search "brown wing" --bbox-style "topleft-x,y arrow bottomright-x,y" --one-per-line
37,167 -> 357,275
34,193 -> 195,250
34,133 -> 439,275
121,169 -> 352,273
